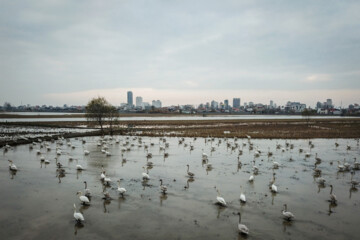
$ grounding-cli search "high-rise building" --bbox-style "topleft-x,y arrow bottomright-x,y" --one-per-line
270,100 -> 274,108
127,91 -> 133,107
224,100 -> 229,110
152,100 -> 162,108
233,98 -> 240,108
326,99 -> 333,108
136,96 -> 143,107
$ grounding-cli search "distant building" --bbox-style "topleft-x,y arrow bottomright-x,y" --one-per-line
224,100 -> 229,110
270,100 -> 274,108
127,91 -> 133,107
211,100 -> 218,109
286,101 -> 306,113
152,100 -> 162,108
136,96 -> 143,107
233,98 -> 240,108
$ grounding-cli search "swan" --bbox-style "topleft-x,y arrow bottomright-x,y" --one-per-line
315,153 -> 322,163
73,204 -> 84,222
252,161 -> 259,174
215,187 -> 227,207
316,177 -> 326,185
83,181 -> 91,198
8,160 -> 17,171
236,212 -> 249,235
77,191 -> 90,205
186,164 -> 195,178
248,175 -> 254,182
314,163 -> 322,175
353,158 -> 360,170
159,179 -> 168,194
343,158 -> 351,171
84,150 -> 90,155
117,180 -> 127,196
337,161 -> 345,172
269,173 -> 276,189
142,167 -> 150,180
100,166 -> 106,180
329,185 -> 337,204
282,204 -> 295,221
273,160 -> 279,169
240,187 -> 246,203
271,183 -> 278,193
104,175 -> 112,186
76,164 -> 84,170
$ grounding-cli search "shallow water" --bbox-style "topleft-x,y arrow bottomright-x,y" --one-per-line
1,136 -> 360,239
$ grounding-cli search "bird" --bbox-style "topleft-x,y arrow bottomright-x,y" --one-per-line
271,183 -> 278,193
142,167 -> 150,180
316,177 -> 326,185
248,174 -> 254,182
329,185 -> 337,204
103,175 -> 112,186
236,212 -> 249,235
117,179 -> 127,197
282,204 -> 295,221
84,150 -> 90,155
269,173 -> 276,189
186,164 -> 195,178
100,166 -> 106,180
240,186 -> 246,203
337,161 -> 345,172
76,164 -> 84,170
8,160 -> 17,171
159,179 -> 168,194
215,187 -> 227,207
77,191 -> 90,205
315,153 -> 322,164
73,204 -> 84,222
83,181 -> 91,198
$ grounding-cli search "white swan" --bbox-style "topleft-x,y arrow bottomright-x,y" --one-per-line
117,180 -> 127,196
77,191 -> 90,205
240,187 -> 246,203
237,212 -> 249,235
329,185 -> 337,204
248,175 -> 254,182
282,204 -> 295,221
73,204 -> 84,222
8,160 -> 17,171
215,187 -> 227,207
76,164 -> 84,170
159,179 -> 168,194
142,167 -> 150,180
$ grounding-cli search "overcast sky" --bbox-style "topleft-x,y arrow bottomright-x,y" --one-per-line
1,0 -> 359,107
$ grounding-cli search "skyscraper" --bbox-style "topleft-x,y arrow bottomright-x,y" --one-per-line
136,96 -> 143,107
224,99 -> 229,110
233,98 -> 240,108
127,91 -> 133,107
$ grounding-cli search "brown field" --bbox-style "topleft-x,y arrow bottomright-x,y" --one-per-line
2,118 -> 360,140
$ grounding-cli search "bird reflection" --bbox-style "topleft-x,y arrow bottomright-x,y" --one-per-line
103,199 -> 111,213
328,203 -> 337,216
160,194 -> 168,206
9,170 -> 16,179
118,196 -> 126,209
74,222 -> 84,235
184,178 -> 195,190
216,206 -> 225,219
282,220 -> 293,232
349,187 -> 358,199
79,204 -> 90,214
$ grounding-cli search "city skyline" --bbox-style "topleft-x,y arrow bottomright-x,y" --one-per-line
1,1 -> 359,108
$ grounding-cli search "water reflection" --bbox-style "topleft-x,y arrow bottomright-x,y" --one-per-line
9,170 -> 16,179
160,194 -> 168,206
74,222 -> 84,235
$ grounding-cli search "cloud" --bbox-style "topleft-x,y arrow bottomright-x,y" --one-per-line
305,74 -> 331,83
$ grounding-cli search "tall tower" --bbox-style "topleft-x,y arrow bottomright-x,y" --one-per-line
233,98 -> 240,108
127,91 -> 133,107
136,96 -> 143,107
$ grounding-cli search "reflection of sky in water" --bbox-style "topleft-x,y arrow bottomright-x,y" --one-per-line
0,136 -> 359,239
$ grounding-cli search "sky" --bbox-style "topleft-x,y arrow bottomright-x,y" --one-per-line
1,0 -> 360,108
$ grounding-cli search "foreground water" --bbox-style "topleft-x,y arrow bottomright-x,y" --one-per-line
1,136 -> 359,239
